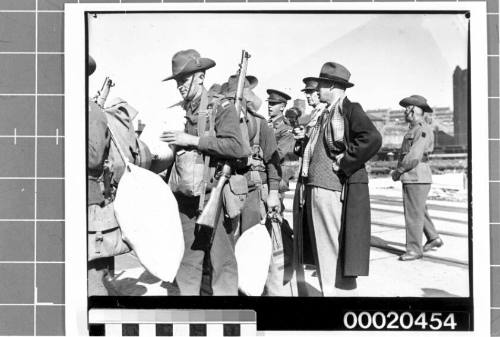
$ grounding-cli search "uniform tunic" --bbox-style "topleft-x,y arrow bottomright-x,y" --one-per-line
396,121 -> 434,183
170,87 -> 247,296
272,119 -> 296,193
238,115 -> 281,234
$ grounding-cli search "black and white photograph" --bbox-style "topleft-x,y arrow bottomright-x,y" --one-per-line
85,10 -> 470,298
64,3 -> 490,334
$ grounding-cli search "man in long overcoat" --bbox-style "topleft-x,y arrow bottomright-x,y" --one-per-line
293,62 -> 382,296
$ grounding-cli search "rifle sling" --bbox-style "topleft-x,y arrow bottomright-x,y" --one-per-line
197,92 -> 214,213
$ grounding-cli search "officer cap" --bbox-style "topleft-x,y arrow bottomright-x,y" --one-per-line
266,89 -> 291,104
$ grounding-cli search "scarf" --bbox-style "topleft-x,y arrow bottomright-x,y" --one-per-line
301,97 -> 344,178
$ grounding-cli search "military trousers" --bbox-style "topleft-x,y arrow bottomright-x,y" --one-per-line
236,186 -> 263,240
402,183 -> 439,255
306,186 -> 356,296
174,194 -> 238,296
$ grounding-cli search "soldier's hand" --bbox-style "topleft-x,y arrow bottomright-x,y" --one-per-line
160,131 -> 199,148
267,190 -> 281,213
293,126 -> 305,140
278,179 -> 289,193
390,169 -> 401,181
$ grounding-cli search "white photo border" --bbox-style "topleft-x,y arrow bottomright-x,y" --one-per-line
65,2 -> 489,336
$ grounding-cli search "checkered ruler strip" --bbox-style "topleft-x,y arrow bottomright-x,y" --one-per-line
88,309 -> 256,336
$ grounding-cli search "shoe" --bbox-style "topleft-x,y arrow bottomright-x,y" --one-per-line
423,237 -> 444,252
399,251 -> 423,261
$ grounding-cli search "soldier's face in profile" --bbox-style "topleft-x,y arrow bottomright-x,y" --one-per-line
305,90 -> 320,107
176,72 -> 204,101
404,106 -> 415,123
268,102 -> 284,118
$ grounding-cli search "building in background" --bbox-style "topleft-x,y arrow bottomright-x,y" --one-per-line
453,66 -> 468,148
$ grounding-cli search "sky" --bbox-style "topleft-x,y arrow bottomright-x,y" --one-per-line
88,12 -> 468,133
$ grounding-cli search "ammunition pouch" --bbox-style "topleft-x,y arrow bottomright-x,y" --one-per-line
169,150 -> 212,197
88,202 -> 130,261
222,174 -> 248,219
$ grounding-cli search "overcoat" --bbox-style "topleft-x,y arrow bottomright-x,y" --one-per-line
293,97 -> 382,277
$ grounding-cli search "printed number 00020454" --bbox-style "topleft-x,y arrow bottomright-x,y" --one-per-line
343,311 -> 458,330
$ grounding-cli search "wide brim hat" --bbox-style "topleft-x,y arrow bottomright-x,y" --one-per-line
88,55 -> 96,76
266,89 -> 291,104
246,75 -> 258,90
308,62 -> 354,88
301,77 -> 320,92
163,49 -> 216,82
399,95 -> 433,113
222,74 -> 259,95
220,76 -> 263,113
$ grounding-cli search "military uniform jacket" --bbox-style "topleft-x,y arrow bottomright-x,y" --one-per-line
272,118 -> 296,162
272,118 -> 297,192
396,121 -> 434,184
248,114 -> 281,192
181,88 -> 247,159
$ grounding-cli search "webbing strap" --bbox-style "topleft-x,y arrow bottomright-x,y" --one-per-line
197,92 -> 214,213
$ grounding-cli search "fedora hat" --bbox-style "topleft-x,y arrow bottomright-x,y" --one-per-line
301,77 -> 319,92
88,55 -> 96,76
399,95 -> 433,113
162,49 -> 216,82
309,62 -> 354,88
266,89 -> 291,104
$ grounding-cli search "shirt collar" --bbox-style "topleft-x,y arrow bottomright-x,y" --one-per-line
327,94 -> 345,114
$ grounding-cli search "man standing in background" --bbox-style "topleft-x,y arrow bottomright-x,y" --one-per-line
267,89 -> 296,207
392,95 -> 443,261
295,62 -> 381,296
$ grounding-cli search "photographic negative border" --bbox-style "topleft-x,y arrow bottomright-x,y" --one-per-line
64,2 -> 489,335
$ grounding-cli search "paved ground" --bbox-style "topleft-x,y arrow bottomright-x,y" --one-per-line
112,175 -> 469,297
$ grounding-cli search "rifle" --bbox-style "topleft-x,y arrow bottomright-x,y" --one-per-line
193,163 -> 232,250
235,50 -> 252,156
93,77 -> 115,108
235,50 -> 251,117
92,77 -> 115,199
192,51 -> 251,250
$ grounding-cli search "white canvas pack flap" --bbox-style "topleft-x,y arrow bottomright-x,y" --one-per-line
235,224 -> 272,296
113,163 -> 184,282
